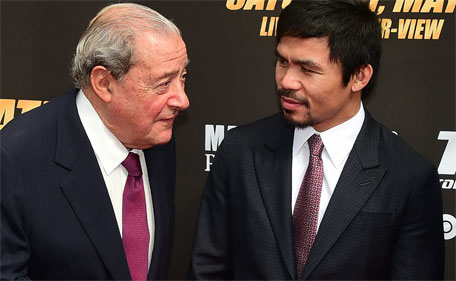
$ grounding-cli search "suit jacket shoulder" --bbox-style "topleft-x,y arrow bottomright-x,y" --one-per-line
360,112 -> 437,180
1,89 -> 83,165
221,113 -> 293,151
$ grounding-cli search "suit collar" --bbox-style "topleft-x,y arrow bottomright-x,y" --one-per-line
300,111 -> 386,280
353,111 -> 381,169
144,140 -> 174,280
55,89 -> 88,170
293,102 -> 365,169
263,114 -> 295,152
76,89 -> 128,175
254,114 -> 297,280
55,89 -> 131,280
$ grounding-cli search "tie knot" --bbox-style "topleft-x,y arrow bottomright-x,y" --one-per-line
122,152 -> 142,177
308,134 -> 324,157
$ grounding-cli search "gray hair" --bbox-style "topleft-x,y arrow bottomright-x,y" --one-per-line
70,3 -> 181,89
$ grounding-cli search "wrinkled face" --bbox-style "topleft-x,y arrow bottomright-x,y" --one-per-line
106,32 -> 189,149
275,36 -> 360,132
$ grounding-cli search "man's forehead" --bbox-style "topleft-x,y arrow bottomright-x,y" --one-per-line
277,36 -> 329,47
133,32 -> 185,56
275,37 -> 339,69
276,37 -> 328,56
130,36 -> 188,74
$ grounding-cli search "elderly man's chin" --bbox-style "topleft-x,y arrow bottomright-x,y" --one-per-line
131,129 -> 173,149
151,130 -> 173,146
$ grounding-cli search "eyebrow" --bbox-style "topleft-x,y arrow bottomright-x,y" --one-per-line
275,49 -> 323,71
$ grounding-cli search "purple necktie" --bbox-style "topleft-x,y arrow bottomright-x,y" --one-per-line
122,152 -> 149,281
293,134 -> 324,278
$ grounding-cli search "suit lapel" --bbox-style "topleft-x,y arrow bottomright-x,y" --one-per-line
254,115 -> 297,280
144,144 -> 173,280
300,112 -> 387,280
55,90 -> 131,280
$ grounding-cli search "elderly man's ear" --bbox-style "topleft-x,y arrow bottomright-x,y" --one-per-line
90,65 -> 114,103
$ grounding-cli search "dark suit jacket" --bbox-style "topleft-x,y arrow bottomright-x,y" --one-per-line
1,89 -> 176,280
188,112 -> 444,280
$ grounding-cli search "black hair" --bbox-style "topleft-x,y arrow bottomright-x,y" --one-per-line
277,0 -> 382,98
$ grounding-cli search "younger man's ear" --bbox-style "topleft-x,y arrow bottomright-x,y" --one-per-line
90,66 -> 114,103
351,64 -> 373,93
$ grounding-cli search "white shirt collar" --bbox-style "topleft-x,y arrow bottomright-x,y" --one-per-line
293,103 -> 365,168
76,89 -> 129,175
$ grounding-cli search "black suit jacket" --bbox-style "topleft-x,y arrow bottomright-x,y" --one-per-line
1,89 -> 176,280
188,112 -> 444,280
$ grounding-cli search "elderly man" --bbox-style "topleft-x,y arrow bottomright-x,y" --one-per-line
188,0 -> 444,280
1,3 -> 189,280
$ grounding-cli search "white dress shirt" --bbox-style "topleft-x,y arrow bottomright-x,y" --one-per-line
76,90 -> 154,268
291,103 -> 365,232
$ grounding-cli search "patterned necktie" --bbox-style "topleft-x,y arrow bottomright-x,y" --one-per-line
293,134 -> 324,278
122,152 -> 149,281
